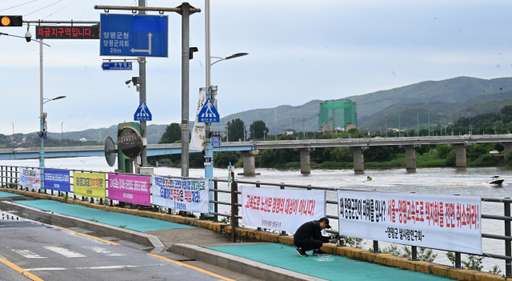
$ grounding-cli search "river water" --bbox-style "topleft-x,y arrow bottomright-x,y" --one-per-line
2,157 -> 511,272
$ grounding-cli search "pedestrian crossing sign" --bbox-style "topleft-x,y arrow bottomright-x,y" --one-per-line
198,98 -> 219,123
134,100 -> 152,121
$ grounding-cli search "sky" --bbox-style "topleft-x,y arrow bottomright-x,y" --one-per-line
1,0 -> 512,136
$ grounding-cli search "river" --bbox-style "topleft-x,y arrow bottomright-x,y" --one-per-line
2,157 -> 510,272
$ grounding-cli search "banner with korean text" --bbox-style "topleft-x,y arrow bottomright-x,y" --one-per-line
108,174 -> 150,206
19,167 -> 41,190
44,169 -> 70,192
152,176 -> 209,213
74,172 -> 106,198
242,186 -> 326,233
337,190 -> 482,254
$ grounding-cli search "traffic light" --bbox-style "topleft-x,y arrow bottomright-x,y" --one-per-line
0,16 -> 22,27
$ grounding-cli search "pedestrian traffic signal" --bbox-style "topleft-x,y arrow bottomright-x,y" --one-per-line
0,16 -> 22,27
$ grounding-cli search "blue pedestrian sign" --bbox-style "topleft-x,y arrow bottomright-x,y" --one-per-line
100,14 -> 168,57
134,101 -> 152,121
198,98 -> 219,123
102,62 -> 132,71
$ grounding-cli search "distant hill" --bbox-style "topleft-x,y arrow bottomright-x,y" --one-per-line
45,76 -> 512,143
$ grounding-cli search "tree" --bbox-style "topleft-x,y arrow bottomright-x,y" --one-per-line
159,123 -> 181,144
227,118 -> 245,141
249,120 -> 269,139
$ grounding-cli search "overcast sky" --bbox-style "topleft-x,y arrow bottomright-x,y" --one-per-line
1,0 -> 512,136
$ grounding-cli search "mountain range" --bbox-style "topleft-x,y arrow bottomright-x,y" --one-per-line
46,76 -> 512,143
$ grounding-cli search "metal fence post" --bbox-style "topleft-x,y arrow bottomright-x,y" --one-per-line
411,246 -> 418,261
256,181 -> 261,231
213,180 -> 218,222
505,197 -> 511,277
230,176 -> 237,242
455,252 -> 461,268
280,182 -> 286,236
10,166 -> 13,188
373,240 -> 379,253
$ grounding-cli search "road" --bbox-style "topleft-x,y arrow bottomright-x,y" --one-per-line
0,212 -> 231,281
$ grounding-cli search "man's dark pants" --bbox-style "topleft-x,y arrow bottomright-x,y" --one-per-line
294,238 -> 322,251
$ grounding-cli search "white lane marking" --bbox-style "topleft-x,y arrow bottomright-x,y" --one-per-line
26,267 -> 67,271
82,246 -> 125,257
12,249 -> 46,259
44,246 -> 86,258
76,265 -> 138,270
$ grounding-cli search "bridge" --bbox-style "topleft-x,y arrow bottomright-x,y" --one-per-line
1,134 -> 511,174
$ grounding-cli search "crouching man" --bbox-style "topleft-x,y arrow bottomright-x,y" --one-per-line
294,217 -> 331,257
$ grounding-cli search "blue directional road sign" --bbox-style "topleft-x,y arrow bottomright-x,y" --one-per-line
100,14 -> 168,57
198,98 -> 219,123
134,101 -> 152,121
102,62 -> 132,71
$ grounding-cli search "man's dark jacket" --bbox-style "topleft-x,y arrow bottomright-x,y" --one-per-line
294,220 -> 330,243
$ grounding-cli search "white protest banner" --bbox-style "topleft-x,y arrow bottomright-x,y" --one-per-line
242,186 -> 326,232
338,190 -> 482,254
19,167 -> 41,190
152,175 -> 209,213
190,87 -> 206,151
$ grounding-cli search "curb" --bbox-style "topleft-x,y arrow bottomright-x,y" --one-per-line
0,188 -> 507,281
0,200 -> 165,251
171,243 -> 328,281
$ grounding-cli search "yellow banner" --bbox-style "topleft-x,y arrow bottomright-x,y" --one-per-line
73,172 -> 106,198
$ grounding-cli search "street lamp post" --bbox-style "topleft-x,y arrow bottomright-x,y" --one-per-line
1,29 -> 54,190
40,96 -> 66,168
11,122 -> 14,151
61,121 -> 64,143
205,0 -> 248,218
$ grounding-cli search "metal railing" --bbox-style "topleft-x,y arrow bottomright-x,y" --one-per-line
0,165 -> 510,277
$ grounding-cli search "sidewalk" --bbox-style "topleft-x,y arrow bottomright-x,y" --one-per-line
0,190 -> 503,281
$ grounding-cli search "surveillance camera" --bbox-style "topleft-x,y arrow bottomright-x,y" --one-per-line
125,79 -> 131,85
25,31 -> 31,43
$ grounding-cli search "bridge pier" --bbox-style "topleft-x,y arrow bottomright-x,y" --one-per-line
451,143 -> 469,167
350,146 -> 367,174
501,142 -> 512,158
402,145 -> 419,172
238,150 -> 261,176
298,148 -> 312,175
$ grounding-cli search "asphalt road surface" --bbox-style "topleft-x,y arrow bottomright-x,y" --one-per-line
0,212 -> 230,281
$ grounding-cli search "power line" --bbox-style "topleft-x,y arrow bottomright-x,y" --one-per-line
43,0 -> 80,19
0,0 -> 38,12
24,0 -> 63,17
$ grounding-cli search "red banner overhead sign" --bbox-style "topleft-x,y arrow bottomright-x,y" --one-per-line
36,26 -> 99,39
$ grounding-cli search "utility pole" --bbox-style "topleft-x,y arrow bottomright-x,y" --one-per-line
139,0 -> 147,168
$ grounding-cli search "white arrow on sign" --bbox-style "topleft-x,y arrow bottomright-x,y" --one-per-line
131,33 -> 152,54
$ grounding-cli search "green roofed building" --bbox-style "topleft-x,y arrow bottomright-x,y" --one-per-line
318,99 -> 357,131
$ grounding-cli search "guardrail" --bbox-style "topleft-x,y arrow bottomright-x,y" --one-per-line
0,165 -> 510,277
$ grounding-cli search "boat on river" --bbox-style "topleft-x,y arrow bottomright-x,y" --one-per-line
489,176 -> 504,186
